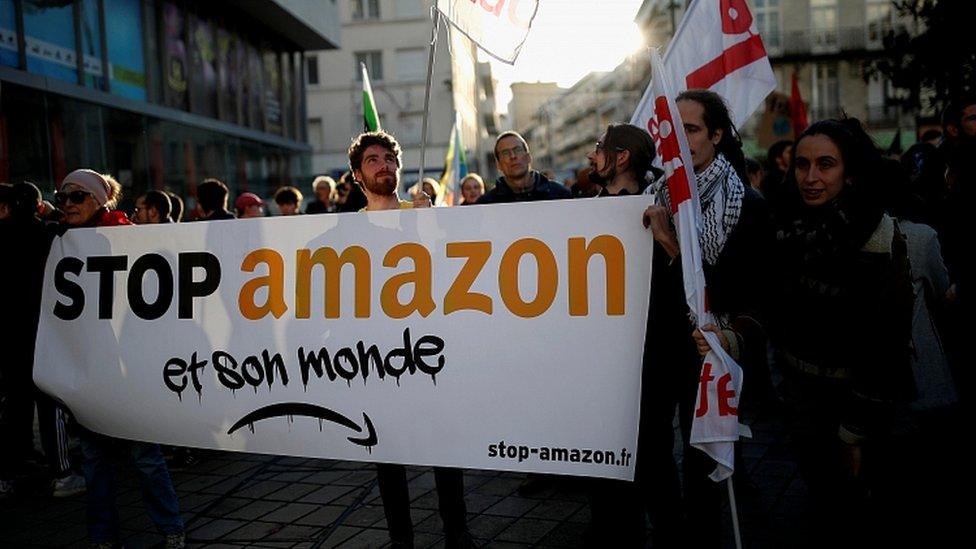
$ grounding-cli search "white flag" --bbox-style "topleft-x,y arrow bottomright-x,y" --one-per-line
436,0 -> 539,64
632,0 -> 777,129
646,48 -> 744,482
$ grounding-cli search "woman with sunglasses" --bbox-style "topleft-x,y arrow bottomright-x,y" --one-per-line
56,169 -> 186,548
56,169 -> 131,228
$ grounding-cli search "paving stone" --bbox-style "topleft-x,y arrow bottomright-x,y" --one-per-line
235,480 -> 291,499
482,496 -> 540,518
223,519 -> 287,542
189,518 -> 250,540
462,493 -> 503,514
261,502 -> 320,523
299,485 -> 355,506
318,525 -> 364,548
333,526 -> 391,548
343,504 -> 387,528
537,520 -> 588,547
302,469 -> 355,485
225,499 -> 284,521
265,482 -> 321,502
494,517 -> 558,544
467,514 -> 516,540
523,499 -> 584,521
334,470 -> 377,486
475,477 -> 523,496
295,505 -> 347,527
266,523 -> 322,542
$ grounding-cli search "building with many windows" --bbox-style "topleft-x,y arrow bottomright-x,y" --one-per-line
305,0 -> 492,192
1,0 -> 338,210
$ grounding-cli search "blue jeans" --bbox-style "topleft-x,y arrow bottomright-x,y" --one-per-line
80,429 -> 184,543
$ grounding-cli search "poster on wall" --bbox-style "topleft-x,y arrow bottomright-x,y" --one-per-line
1,0 -> 19,68
105,0 -> 147,101
21,0 -> 78,83
162,2 -> 188,110
263,49 -> 282,135
188,12 -> 216,118
217,26 -> 240,124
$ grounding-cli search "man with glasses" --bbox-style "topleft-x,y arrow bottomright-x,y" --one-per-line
133,190 -> 174,224
477,131 -> 571,204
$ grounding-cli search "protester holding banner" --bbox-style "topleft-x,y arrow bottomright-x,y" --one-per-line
347,131 -> 471,548
768,119 -> 916,546
477,131 -> 571,204
582,123 -> 657,545
640,90 -> 770,548
56,169 -> 186,549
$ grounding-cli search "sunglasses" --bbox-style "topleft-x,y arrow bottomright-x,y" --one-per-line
55,190 -> 93,205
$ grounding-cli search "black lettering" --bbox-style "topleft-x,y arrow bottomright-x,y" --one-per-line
582,449 -> 593,463
178,252 -> 221,319
213,350 -> 244,390
298,346 -> 336,389
506,445 -> 518,458
413,334 -> 445,381
87,255 -> 127,319
356,342 -> 384,381
383,328 -> 416,383
188,351 -> 206,397
241,355 -> 265,388
488,444 -> 497,458
128,253 -> 173,320
54,257 -> 85,320
552,448 -> 568,461
262,350 -> 287,387
163,358 -> 187,399
518,446 -> 529,462
539,447 -> 550,460
570,449 -> 581,463
333,347 -> 359,383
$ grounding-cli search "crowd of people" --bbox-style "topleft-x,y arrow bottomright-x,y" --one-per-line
1,88 -> 970,548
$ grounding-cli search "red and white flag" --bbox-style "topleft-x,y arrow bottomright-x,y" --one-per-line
646,48 -> 744,482
436,0 -> 540,64
632,0 -> 777,129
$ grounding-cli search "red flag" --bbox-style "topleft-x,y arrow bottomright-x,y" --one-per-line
790,72 -> 809,139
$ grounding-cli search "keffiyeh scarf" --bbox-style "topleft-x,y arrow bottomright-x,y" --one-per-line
654,153 -> 745,265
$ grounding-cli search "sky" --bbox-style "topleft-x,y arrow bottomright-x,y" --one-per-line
485,0 -> 647,114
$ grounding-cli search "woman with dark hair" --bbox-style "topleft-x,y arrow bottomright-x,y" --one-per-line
769,119 -> 916,545
640,90 -> 771,547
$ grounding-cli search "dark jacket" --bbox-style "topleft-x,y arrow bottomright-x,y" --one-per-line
477,171 -> 571,204
202,209 -> 236,221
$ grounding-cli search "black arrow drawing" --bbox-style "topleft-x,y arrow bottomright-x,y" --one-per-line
227,403 -> 377,451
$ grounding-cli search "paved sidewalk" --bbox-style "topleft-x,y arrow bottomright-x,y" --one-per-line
0,408 -> 812,548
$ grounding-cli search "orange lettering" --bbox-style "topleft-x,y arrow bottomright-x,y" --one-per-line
380,243 -> 435,319
239,249 -> 287,320
295,246 -> 371,319
568,235 -> 625,316
498,238 -> 557,318
444,241 -> 492,315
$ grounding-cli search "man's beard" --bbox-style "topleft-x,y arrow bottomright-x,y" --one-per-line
588,161 -> 614,187
362,171 -> 399,196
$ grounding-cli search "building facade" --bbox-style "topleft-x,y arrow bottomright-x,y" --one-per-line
305,0 -> 490,191
0,0 -> 338,210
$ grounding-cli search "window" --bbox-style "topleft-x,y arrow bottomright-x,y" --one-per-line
308,117 -> 324,151
355,50 -> 382,81
1,0 -> 19,68
21,0 -> 78,84
396,48 -> 425,82
349,0 -> 379,21
810,0 -> 838,51
811,61 -> 839,119
866,0 -> 892,49
105,0 -> 147,101
753,0 -> 781,53
306,54 -> 319,85
396,0 -> 424,19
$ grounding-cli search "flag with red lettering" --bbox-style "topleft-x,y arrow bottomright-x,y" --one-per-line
632,0 -> 776,129
646,48 -> 743,482
436,0 -> 540,64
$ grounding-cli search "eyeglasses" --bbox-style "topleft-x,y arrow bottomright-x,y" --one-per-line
55,190 -> 93,205
497,145 -> 527,160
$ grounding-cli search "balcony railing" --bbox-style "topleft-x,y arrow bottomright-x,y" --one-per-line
762,25 -> 892,58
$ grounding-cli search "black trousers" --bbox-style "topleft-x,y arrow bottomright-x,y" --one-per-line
375,463 -> 466,547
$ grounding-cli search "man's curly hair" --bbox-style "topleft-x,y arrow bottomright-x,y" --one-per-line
348,131 -> 402,172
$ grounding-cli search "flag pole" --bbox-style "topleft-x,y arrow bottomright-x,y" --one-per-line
417,7 -> 441,185
727,478 -> 743,549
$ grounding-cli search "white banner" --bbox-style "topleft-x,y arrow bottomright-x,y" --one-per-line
34,198 -> 653,480
436,0 -> 539,64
